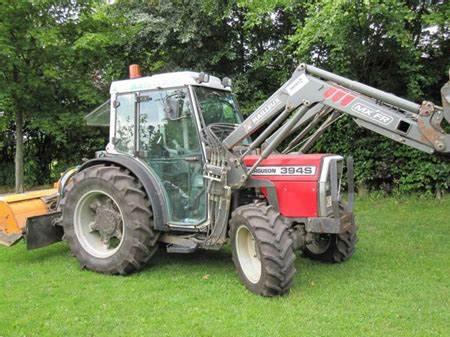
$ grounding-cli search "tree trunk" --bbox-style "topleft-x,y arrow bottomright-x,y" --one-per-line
15,110 -> 24,193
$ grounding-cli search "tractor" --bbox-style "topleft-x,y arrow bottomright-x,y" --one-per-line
3,64 -> 450,296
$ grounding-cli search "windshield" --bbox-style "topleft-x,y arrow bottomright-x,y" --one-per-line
194,87 -> 242,125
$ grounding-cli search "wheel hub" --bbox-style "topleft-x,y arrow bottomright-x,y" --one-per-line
90,200 -> 122,245
306,233 -> 332,255
74,190 -> 125,258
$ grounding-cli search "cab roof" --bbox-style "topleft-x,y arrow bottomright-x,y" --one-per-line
110,71 -> 230,94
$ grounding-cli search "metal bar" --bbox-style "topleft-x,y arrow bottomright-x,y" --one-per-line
134,93 -> 139,155
329,159 -> 340,221
305,64 -> 421,114
290,104 -> 332,135
246,103 -> 311,177
223,90 -> 288,149
240,107 -> 291,159
299,111 -> 341,153
282,107 -> 331,153
264,103 -> 326,148
354,118 -> 435,153
223,66 -> 312,150
441,75 -> 450,124
346,157 -> 354,212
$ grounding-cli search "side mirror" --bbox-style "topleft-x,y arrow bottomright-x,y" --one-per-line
164,90 -> 186,120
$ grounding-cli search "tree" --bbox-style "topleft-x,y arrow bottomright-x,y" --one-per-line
0,0 -> 107,192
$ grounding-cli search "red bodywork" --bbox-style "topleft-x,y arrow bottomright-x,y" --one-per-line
244,154 -> 328,218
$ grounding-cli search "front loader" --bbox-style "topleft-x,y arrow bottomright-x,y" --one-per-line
4,64 -> 450,296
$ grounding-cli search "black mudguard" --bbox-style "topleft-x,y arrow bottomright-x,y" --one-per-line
25,212 -> 63,250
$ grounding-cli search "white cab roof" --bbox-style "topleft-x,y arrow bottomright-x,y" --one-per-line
110,71 -> 230,94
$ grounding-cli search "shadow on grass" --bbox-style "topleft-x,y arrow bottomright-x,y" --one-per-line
148,246 -> 234,271
6,240 -> 361,294
141,245 -> 360,291
8,242 -> 71,266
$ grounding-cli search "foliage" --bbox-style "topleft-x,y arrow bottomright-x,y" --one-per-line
0,0 -> 110,187
0,0 -> 448,193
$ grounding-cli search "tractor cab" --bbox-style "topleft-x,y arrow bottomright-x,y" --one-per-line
103,69 -> 242,227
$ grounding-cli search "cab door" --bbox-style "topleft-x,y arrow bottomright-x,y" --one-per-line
130,88 -> 206,225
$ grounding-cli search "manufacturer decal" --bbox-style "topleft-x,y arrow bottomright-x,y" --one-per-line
285,74 -> 309,95
323,87 -> 356,107
351,102 -> 393,126
248,97 -> 282,126
250,166 -> 316,176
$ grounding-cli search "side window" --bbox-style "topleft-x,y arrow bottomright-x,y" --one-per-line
138,89 -> 200,158
115,93 -> 135,153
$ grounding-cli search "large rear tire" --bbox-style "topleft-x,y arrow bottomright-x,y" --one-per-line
229,203 -> 296,297
60,165 -> 159,275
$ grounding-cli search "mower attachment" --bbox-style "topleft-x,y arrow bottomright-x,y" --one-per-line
0,231 -> 23,247
0,189 -> 57,246
25,212 -> 63,250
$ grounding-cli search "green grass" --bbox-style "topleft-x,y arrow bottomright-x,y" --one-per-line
0,196 -> 449,337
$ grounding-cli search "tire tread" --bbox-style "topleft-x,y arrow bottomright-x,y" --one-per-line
60,164 -> 159,275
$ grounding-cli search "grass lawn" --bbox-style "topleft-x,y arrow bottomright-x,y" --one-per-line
0,196 -> 449,337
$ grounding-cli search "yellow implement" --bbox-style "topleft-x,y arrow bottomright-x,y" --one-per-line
0,189 -> 57,246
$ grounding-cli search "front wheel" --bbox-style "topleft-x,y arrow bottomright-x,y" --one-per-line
60,165 -> 159,275
229,203 -> 296,297
303,224 -> 358,263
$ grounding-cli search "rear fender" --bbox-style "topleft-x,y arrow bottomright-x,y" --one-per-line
78,155 -> 169,231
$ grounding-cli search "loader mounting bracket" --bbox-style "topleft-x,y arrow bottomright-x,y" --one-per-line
305,211 -> 355,234
25,212 -> 63,250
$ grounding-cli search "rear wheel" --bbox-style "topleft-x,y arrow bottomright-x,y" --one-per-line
60,165 -> 159,274
229,203 -> 296,297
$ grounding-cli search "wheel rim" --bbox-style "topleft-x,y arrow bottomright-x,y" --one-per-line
306,233 -> 332,255
235,225 -> 261,284
74,190 -> 125,259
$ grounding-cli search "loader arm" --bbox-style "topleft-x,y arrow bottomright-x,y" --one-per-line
223,64 -> 450,177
